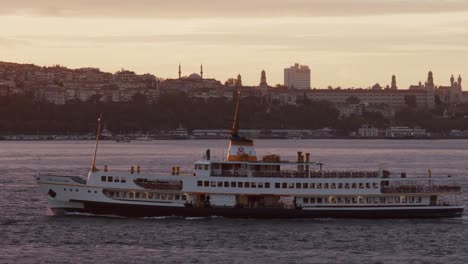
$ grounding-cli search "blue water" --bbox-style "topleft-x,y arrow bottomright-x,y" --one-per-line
1,139 -> 467,263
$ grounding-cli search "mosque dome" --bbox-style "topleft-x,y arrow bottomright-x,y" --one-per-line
188,73 -> 202,80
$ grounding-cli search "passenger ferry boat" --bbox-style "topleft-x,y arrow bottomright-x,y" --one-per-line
35,93 -> 464,219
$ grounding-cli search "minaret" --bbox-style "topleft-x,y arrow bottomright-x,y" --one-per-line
178,64 -> 181,79
391,75 -> 397,90
237,74 -> 242,87
426,70 -> 435,108
427,70 -> 434,87
458,74 -> 462,86
450,74 -> 455,86
259,70 -> 268,96
200,64 -> 203,79
260,70 -> 267,85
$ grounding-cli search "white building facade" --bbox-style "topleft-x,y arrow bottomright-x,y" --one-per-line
284,63 -> 311,89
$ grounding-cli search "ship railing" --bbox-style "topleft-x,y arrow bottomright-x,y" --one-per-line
210,169 -> 380,178
381,185 -> 462,194
309,170 -> 379,178
133,178 -> 183,190
252,171 -> 309,178
210,170 -> 249,177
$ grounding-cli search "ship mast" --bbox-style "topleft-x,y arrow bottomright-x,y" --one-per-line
91,113 -> 103,172
226,89 -> 257,162
231,90 -> 240,138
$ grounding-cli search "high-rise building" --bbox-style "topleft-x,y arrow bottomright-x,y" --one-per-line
284,63 -> 311,89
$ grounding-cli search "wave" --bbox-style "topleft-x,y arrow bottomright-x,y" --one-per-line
0,219 -> 20,226
63,212 -> 127,219
141,215 -> 223,220
141,215 -> 180,220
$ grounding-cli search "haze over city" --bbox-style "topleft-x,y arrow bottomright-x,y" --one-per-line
1,0 -> 468,88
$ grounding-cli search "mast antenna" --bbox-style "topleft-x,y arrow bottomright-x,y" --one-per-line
91,113 -> 103,172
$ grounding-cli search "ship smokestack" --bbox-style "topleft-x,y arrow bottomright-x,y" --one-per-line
297,151 -> 303,171
206,149 -> 211,160
297,151 -> 302,163
305,153 -> 310,174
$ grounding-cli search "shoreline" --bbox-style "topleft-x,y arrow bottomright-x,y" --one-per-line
1,136 -> 468,141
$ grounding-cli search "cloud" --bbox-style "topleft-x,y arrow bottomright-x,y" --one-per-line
0,37 -> 31,47
2,0 -> 468,18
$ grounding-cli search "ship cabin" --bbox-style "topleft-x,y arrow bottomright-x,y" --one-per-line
193,146 -> 379,179
193,150 -> 328,178
192,128 -> 381,180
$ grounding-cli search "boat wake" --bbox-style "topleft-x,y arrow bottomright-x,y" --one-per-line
63,211 -> 127,219
142,215 -> 224,220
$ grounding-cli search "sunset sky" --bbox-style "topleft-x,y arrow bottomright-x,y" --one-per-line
1,0 -> 468,89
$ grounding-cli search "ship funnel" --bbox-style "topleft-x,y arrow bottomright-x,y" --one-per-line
297,151 -> 302,163
206,149 -> 211,161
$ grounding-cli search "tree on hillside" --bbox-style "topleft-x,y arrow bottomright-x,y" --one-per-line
131,93 -> 147,104
346,96 -> 361,105
404,94 -> 417,108
87,94 -> 103,104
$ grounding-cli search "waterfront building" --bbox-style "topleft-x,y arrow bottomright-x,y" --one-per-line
35,86 -> 66,105
385,127 -> 428,138
307,89 -> 428,108
436,74 -> 463,105
284,63 -> 311,89
358,125 -> 380,137
0,85 -> 9,96
463,91 -> 468,103
114,69 -> 138,82
269,89 -> 299,105
307,71 -> 436,109
190,87 -> 235,101
365,104 -> 395,118
336,103 -> 364,117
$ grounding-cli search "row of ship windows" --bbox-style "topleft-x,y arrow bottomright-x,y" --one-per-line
197,181 -> 380,189
63,188 -> 98,194
101,176 -> 127,183
195,164 -> 210,170
303,196 -> 423,204
106,190 -> 187,201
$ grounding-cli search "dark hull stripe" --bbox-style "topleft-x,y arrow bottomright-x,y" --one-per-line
60,201 -> 464,219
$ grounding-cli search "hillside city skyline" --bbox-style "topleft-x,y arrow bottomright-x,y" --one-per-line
2,1 -> 468,88
1,60 -> 466,91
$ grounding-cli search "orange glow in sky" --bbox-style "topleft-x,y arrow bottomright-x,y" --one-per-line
1,0 -> 467,89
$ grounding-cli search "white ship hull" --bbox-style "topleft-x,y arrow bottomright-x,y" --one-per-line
35,174 -> 464,219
